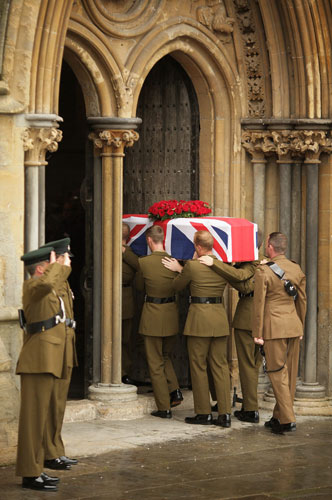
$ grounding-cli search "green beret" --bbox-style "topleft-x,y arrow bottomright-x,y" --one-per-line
21,246 -> 54,266
40,238 -> 73,257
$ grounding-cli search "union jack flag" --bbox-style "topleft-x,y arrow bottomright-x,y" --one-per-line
122,215 -> 258,262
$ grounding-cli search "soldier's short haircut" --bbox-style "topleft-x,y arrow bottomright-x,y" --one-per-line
194,230 -> 214,250
122,222 -> 130,241
145,225 -> 164,243
268,232 -> 287,253
25,261 -> 47,277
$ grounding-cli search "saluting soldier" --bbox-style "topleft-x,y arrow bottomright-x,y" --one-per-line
252,232 -> 306,434
163,230 -> 232,427
39,238 -> 79,470
198,231 -> 262,423
16,246 -> 73,491
121,222 -> 139,384
136,225 -> 183,418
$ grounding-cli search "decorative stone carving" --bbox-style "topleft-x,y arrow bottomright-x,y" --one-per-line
23,127 -> 63,166
242,129 -> 332,162
196,0 -> 234,42
234,0 -> 265,117
241,130 -> 274,161
79,0 -> 165,38
89,129 -> 139,152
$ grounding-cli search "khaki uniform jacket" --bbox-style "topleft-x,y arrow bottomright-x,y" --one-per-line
252,254 -> 306,340
173,256 -> 229,337
122,246 -> 139,320
210,261 -> 258,330
16,263 -> 71,379
58,279 -> 78,369
136,251 -> 179,336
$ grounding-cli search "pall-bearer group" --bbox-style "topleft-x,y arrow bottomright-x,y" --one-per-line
15,223 -> 306,491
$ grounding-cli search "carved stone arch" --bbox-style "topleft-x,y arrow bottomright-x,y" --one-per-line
126,22 -> 244,216
65,18 -> 129,116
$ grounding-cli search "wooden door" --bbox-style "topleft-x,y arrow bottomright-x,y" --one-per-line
124,55 -> 199,386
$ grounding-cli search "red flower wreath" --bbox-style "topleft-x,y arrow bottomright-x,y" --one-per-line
148,199 -> 212,221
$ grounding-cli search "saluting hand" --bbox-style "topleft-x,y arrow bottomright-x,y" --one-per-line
198,255 -> 213,266
161,257 -> 183,273
49,251 -> 56,264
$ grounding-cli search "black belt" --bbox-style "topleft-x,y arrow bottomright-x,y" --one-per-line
238,292 -> 254,298
26,311 -> 65,334
189,296 -> 222,304
65,318 -> 76,329
145,296 -> 176,304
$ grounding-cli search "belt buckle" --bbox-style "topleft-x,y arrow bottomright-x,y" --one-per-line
206,299 -> 210,304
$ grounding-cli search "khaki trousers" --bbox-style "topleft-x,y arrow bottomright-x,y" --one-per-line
234,329 -> 262,411
264,337 -> 300,424
16,373 -> 56,477
144,335 -> 179,411
187,336 -> 231,415
44,367 -> 72,460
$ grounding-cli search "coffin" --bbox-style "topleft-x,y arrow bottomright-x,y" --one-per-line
122,215 -> 258,262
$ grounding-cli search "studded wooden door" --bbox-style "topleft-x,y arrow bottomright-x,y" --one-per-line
124,55 -> 199,386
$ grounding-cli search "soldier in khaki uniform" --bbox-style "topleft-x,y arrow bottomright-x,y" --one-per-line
199,253 -> 262,423
252,232 -> 306,434
40,238 -> 79,470
163,230 -> 232,427
136,225 -> 182,418
16,246 -> 73,491
121,223 -> 139,384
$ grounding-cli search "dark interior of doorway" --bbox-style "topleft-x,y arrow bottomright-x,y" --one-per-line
124,54 -> 200,387
45,60 -> 87,398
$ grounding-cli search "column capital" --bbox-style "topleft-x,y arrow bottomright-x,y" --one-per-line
23,127 -> 63,166
88,129 -> 139,156
241,130 -> 272,162
242,128 -> 332,163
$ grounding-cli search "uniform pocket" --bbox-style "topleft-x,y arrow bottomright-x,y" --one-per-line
39,334 -> 62,345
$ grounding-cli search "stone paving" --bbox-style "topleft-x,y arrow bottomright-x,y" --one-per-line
0,407 -> 331,499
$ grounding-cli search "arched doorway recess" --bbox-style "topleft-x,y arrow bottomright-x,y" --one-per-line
124,54 -> 200,385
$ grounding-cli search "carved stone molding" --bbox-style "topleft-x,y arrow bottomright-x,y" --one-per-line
195,0 -> 234,43
242,129 -> 332,162
23,127 -> 63,166
234,0 -> 265,117
89,129 -> 139,154
80,0 -> 166,38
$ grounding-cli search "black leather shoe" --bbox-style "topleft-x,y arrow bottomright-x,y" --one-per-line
22,475 -> 58,491
213,413 -> 231,428
271,421 -> 296,434
151,410 -> 172,419
40,472 -> 59,483
44,458 -> 71,470
234,410 -> 259,423
122,375 -> 137,385
59,455 -> 78,465
264,416 -> 280,428
211,403 -> 218,412
170,389 -> 183,407
185,414 -> 213,425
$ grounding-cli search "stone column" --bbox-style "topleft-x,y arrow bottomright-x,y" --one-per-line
277,159 -> 292,257
241,130 -> 273,236
87,117 -> 140,403
294,130 -> 331,400
23,115 -> 62,252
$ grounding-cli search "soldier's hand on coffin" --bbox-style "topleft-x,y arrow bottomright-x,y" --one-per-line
197,255 -> 213,266
162,257 -> 183,273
